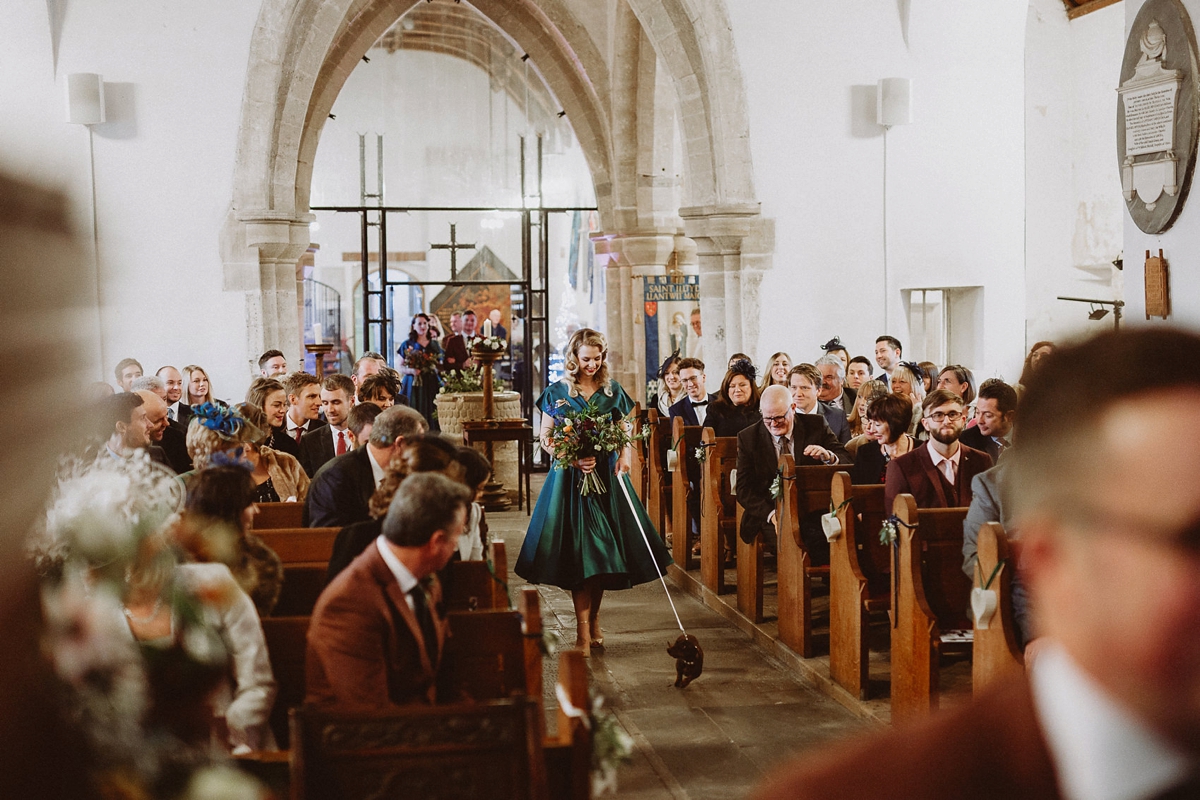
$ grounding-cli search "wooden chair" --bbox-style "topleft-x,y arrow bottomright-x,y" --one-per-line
971,522 -> 1024,692
890,495 -> 972,720
261,615 -> 310,748
646,410 -> 673,545
699,428 -> 739,595
444,541 -> 510,612
255,527 -> 339,567
251,502 -> 304,530
827,475 -> 889,699
289,697 -> 550,800
774,457 -> 839,655
670,417 -> 702,571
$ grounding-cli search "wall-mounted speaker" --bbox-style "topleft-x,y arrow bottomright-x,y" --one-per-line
66,73 -> 105,125
877,77 -> 913,127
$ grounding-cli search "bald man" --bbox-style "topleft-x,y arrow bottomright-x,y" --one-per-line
135,389 -> 190,474
156,365 -> 192,425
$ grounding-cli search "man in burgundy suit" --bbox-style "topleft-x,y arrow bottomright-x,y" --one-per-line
441,308 -> 479,374
753,329 -> 1200,799
884,388 -> 992,512
305,472 -> 473,709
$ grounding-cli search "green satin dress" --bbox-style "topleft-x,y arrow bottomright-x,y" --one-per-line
516,379 -> 673,591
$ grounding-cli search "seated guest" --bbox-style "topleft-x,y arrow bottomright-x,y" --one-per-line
186,402 -> 310,503
918,361 -> 938,393
325,433 -> 463,583
706,358 -> 762,438
346,400 -> 382,449
727,352 -> 753,370
736,385 -> 850,564
758,352 -> 792,392
656,353 -> 686,416
258,349 -> 287,378
668,358 -> 715,426
114,357 -> 143,393
937,364 -> 977,423
283,371 -> 326,445
181,466 -> 284,617
846,379 -> 888,448
306,472 -> 473,709
453,446 -> 493,563
959,378 -> 1017,462
134,388 -> 190,474
101,393 -> 154,462
889,361 -> 927,437
305,405 -> 428,528
1017,339 -> 1054,388
819,337 -> 850,373
300,373 -> 356,477
788,363 -> 850,444
350,353 -> 386,391
182,363 -> 214,406
246,377 -> 299,458
815,355 -> 856,412
156,365 -> 192,425
357,372 -> 399,409
884,389 -> 992,512
873,336 -> 902,388
849,394 -> 915,486
846,356 -> 873,391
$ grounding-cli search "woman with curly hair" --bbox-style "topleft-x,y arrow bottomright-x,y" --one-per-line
890,361 -> 927,437
706,358 -> 762,438
516,328 -> 672,656
397,312 -> 443,427
656,352 -> 686,416
185,402 -> 309,503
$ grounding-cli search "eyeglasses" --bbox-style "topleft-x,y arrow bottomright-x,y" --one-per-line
925,410 -> 964,423
762,413 -> 790,425
680,376 -> 702,385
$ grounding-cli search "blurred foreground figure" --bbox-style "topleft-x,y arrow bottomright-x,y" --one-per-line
753,328 -> 1200,800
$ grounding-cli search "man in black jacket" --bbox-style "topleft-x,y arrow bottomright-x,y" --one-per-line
301,374 -> 356,477
959,379 -> 1017,463
305,404 -> 427,528
736,385 -> 851,564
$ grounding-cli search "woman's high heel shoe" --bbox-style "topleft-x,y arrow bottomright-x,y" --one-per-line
589,617 -> 604,649
575,619 -> 591,658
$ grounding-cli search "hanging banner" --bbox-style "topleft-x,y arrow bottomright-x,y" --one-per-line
643,275 -> 700,400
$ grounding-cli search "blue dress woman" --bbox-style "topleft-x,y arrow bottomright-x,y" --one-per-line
397,313 -> 443,430
516,328 -> 673,655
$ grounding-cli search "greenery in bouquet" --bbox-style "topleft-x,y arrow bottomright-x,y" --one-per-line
544,398 -> 648,496
439,365 -> 505,394
402,347 -> 441,387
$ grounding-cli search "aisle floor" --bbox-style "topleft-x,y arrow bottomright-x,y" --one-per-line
489,478 -> 870,800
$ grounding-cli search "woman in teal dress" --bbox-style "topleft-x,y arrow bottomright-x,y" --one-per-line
397,313 -> 443,429
516,328 -> 673,655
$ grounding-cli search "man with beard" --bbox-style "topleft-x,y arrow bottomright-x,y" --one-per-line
884,388 -> 992,511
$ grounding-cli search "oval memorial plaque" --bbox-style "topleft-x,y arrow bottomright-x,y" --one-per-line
1117,0 -> 1200,234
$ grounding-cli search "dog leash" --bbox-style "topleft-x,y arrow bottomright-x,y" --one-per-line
618,471 -> 686,634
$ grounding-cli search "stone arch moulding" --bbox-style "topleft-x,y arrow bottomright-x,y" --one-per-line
224,0 -> 771,374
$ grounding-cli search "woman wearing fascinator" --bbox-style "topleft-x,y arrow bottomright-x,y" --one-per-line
705,358 -> 762,438
656,351 -> 686,416
183,402 -> 310,502
890,361 -> 928,438
819,337 -> 850,373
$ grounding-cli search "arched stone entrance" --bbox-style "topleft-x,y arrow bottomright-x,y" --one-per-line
225,0 -> 771,397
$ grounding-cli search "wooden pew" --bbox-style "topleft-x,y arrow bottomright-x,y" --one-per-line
628,402 -> 646,502
890,494 -> 973,720
774,457 -> 840,654
670,417 -> 702,571
646,409 -> 673,545
261,615 -> 309,748
251,502 -> 303,530
255,527 -> 339,566
827,474 -> 888,700
274,565 -> 326,617
290,697 -> 550,800
444,541 -> 510,612
699,428 -> 739,595
971,522 -> 1024,692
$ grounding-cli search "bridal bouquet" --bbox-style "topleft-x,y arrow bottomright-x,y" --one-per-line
545,399 -> 646,496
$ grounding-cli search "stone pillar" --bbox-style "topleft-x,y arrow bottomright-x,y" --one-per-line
593,231 -> 679,404
680,204 -> 774,371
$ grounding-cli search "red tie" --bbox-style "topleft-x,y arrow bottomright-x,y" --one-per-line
294,426 -> 304,443
336,430 -> 347,455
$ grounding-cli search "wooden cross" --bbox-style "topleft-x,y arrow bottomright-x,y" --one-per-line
430,223 -> 476,281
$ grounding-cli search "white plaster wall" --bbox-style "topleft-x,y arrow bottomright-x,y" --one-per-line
1025,0 -> 1125,346
0,1 -> 258,397
1124,0 -> 1200,329
727,0 -> 1029,381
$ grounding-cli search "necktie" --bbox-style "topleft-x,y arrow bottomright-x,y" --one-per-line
336,430 -> 347,455
777,436 -> 791,457
996,437 -> 1011,453
293,426 -> 304,443
693,401 -> 708,406
409,584 -> 439,663
167,406 -> 176,422
940,459 -> 956,486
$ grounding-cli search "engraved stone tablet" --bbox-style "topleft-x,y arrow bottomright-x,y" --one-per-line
1117,0 -> 1199,234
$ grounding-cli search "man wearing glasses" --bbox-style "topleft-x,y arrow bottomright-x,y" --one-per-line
668,358 -> 714,427
736,385 -> 850,564
884,388 -> 992,512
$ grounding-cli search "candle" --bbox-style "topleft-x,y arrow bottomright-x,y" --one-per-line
482,319 -> 492,338
312,323 -> 323,344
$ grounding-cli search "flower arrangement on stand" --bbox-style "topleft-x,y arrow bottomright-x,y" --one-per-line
438,365 -> 506,394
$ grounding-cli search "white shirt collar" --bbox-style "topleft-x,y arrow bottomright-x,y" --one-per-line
1031,643 -> 1191,800
796,400 -> 819,416
928,444 -> 961,469
375,535 -> 419,598
286,415 -> 308,434
366,445 -> 387,488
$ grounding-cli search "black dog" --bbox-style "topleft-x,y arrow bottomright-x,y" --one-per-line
667,633 -> 704,688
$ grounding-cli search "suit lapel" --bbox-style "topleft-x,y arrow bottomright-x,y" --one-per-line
366,546 -> 436,674
917,445 -> 951,507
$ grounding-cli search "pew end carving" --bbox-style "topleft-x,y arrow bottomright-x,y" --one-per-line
700,428 -> 739,595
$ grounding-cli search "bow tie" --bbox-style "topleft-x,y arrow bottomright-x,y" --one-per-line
693,400 -> 708,406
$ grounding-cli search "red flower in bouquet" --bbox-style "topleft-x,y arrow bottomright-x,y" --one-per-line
545,398 -> 648,496
403,348 -> 440,386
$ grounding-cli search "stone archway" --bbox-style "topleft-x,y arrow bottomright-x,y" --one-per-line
225,0 -> 770,384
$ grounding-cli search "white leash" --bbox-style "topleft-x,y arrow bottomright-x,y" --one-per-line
617,472 -> 686,634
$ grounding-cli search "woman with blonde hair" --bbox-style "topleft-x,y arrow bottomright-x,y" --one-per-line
845,379 -> 888,452
185,402 -> 310,503
182,364 -> 214,406
890,362 -> 927,437
517,328 -> 672,656
758,352 -> 791,392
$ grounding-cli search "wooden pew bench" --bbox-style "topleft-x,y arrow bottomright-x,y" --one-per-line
890,494 -> 973,720
771,457 -> 839,651
828,474 -> 889,700
971,522 -> 1024,692
251,501 -> 304,530
255,527 -> 339,566
646,409 -> 673,546
670,417 -> 702,571
699,428 -> 739,596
